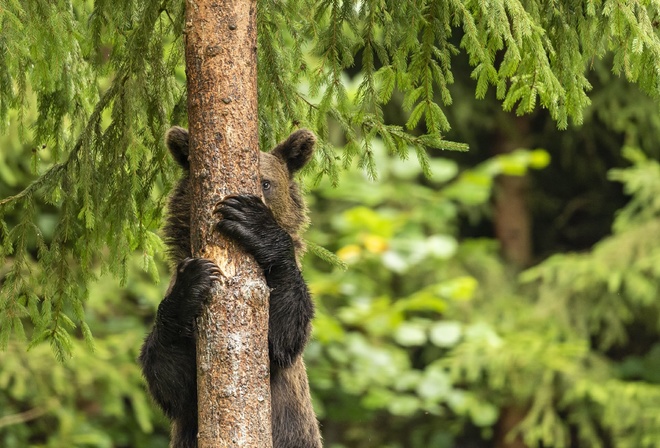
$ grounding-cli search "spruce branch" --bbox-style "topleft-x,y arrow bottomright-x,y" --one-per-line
0,74 -> 129,210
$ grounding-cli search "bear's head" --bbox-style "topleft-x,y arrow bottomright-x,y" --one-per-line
163,126 -> 315,262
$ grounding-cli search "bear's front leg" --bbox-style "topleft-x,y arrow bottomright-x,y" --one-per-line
139,258 -> 219,433
215,195 -> 314,370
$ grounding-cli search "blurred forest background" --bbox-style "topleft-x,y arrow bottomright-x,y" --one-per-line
3,1 -> 660,447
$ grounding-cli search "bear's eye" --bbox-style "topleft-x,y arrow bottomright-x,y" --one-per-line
262,180 -> 271,191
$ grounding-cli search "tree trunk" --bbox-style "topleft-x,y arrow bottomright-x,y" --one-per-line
492,116 -> 532,448
493,117 -> 532,269
184,1 -> 272,447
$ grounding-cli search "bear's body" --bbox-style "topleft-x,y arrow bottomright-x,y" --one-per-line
139,127 -> 322,448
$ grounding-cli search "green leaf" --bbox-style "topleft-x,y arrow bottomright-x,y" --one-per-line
388,395 -> 421,416
394,322 -> 427,346
429,321 -> 462,347
469,401 -> 499,427
417,368 -> 451,401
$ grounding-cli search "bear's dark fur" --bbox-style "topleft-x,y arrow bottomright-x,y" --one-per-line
139,127 -> 322,448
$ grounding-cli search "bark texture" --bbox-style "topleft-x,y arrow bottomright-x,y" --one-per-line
184,0 -> 272,446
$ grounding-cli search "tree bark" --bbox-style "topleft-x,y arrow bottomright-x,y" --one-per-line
492,116 -> 532,448
184,1 -> 272,447
493,116 -> 532,269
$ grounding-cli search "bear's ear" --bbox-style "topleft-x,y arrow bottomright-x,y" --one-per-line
166,126 -> 190,169
270,129 -> 316,174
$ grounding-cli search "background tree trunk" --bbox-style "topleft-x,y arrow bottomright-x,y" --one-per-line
184,0 -> 272,447
493,116 -> 532,269
492,116 -> 532,448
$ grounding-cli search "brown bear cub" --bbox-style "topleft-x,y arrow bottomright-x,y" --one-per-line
139,127 -> 322,448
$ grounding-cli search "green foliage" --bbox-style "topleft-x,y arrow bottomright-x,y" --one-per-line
301,134 -> 660,447
444,150 -> 660,448
0,0 -> 180,358
302,140 -> 549,447
521,149 -> 660,352
0,256 -> 170,448
3,0 -> 660,355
